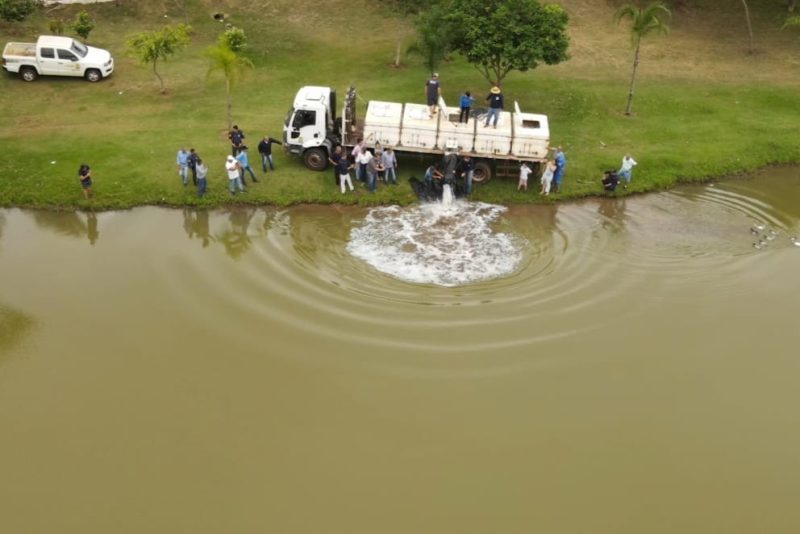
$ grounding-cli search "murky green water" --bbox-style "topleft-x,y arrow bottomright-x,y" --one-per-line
1,168 -> 799,533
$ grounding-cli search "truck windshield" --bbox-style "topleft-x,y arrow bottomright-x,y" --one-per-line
70,41 -> 88,58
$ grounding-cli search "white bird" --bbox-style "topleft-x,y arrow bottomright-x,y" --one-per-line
753,224 -> 766,232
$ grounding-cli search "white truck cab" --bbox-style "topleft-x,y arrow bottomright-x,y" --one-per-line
2,35 -> 114,82
283,86 -> 338,170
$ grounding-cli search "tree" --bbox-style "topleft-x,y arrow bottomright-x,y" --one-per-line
127,24 -> 191,94
445,0 -> 569,86
0,0 -> 38,22
741,0 -> 754,54
220,26 -> 247,53
205,41 -> 254,130
408,3 -> 454,75
614,2 -> 670,116
72,11 -> 95,41
385,0 -> 429,68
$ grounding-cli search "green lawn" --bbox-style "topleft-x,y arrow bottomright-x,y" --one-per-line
1,0 -> 798,210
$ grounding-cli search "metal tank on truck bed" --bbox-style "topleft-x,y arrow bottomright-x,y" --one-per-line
283,85 -> 550,182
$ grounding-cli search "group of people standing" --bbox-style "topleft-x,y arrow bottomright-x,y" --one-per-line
518,146 -> 567,196
426,73 -> 506,129
174,126 -> 283,198
330,139 -> 399,194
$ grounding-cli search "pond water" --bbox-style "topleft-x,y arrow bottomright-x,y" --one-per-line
1,167 -> 799,533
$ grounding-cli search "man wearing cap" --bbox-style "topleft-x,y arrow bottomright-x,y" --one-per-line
484,86 -> 504,128
425,73 -> 441,118
225,155 -> 244,195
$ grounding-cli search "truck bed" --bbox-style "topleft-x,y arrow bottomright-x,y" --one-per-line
3,42 -> 36,58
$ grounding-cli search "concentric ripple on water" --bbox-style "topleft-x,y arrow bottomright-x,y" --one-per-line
347,200 -> 523,287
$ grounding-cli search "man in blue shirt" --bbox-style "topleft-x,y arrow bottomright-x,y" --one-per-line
236,146 -> 258,184
459,91 -> 474,124
176,147 -> 189,186
552,146 -> 566,193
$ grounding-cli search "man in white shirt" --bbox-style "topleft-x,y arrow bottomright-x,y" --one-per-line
618,154 -> 637,188
225,155 -> 244,195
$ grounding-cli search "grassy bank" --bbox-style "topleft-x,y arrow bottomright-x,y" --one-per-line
1,0 -> 798,210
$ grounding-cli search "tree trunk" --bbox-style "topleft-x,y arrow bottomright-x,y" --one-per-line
624,43 -> 640,116
394,36 -> 402,68
153,59 -> 164,94
742,0 -> 755,54
226,78 -> 232,130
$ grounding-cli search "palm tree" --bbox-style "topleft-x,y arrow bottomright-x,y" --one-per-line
205,43 -> 254,130
614,2 -> 671,116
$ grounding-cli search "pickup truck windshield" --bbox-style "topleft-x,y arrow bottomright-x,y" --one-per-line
70,41 -> 88,58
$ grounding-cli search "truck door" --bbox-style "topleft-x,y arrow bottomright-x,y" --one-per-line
56,48 -> 81,75
289,109 -> 322,148
38,47 -> 58,75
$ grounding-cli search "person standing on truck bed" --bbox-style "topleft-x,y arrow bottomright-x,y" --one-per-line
228,125 -> 245,156
257,135 -> 282,173
425,73 -> 441,118
484,86 -> 504,128
459,91 -> 474,124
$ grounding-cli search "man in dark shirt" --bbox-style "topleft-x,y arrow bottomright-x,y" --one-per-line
484,86 -> 504,128
602,170 -> 619,192
257,135 -> 283,173
425,73 -> 441,117
187,148 -> 199,186
458,154 -> 476,196
229,125 -> 245,156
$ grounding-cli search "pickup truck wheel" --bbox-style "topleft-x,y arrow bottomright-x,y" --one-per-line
303,147 -> 328,171
84,69 -> 102,83
472,161 -> 492,184
20,67 -> 38,82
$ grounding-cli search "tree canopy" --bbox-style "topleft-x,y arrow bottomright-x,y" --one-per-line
445,0 -> 569,86
127,24 -> 191,93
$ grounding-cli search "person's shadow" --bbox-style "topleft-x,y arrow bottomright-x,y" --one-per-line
86,212 -> 99,245
182,209 -> 213,248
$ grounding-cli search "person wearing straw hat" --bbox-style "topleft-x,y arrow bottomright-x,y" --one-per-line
484,85 -> 504,128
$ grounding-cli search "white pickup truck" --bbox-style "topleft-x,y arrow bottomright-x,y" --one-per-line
2,35 -> 114,82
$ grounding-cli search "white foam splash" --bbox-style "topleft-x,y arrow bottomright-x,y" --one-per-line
347,199 -> 523,286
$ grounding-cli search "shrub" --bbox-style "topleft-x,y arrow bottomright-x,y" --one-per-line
48,18 -> 64,35
72,10 -> 95,40
220,26 -> 247,52
0,0 -> 39,22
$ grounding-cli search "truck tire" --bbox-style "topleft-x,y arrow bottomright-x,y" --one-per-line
472,161 -> 492,184
84,69 -> 102,83
303,147 -> 328,171
20,67 -> 38,82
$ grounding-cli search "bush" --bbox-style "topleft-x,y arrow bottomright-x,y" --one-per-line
72,10 -> 95,40
48,18 -> 64,35
0,0 -> 39,22
220,26 -> 247,52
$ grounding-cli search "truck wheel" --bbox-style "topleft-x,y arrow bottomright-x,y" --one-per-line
84,69 -> 102,82
303,148 -> 328,171
20,67 -> 38,82
472,161 -> 492,183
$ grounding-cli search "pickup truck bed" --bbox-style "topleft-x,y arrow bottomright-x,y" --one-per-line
3,43 -> 36,58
